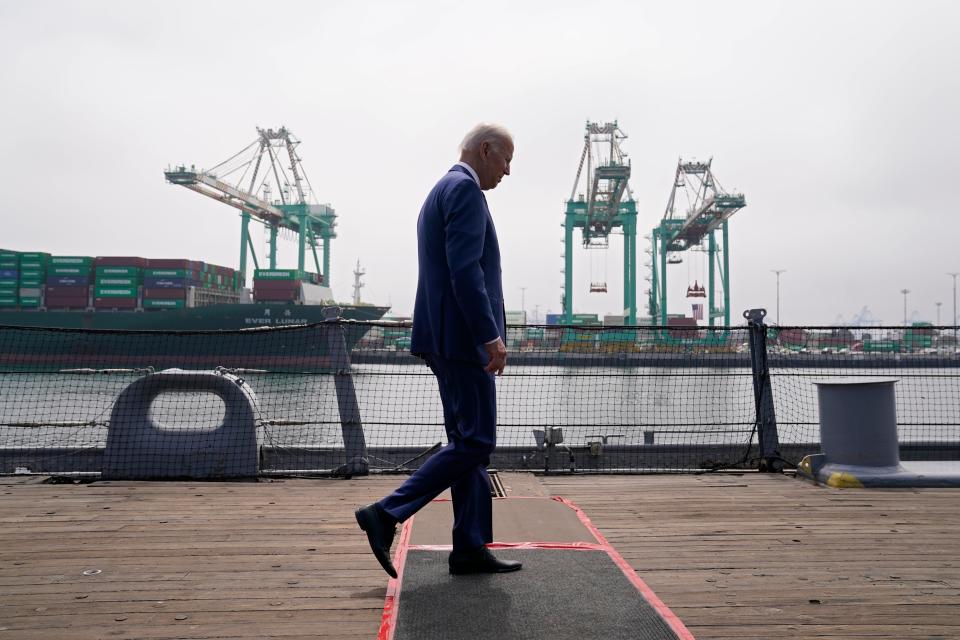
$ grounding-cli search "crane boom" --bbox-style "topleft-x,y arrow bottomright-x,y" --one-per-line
659,159 -> 745,251
164,126 -> 337,282
165,167 -> 284,224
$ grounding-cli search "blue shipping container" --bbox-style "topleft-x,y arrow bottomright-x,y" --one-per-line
145,277 -> 182,289
0,269 -> 17,279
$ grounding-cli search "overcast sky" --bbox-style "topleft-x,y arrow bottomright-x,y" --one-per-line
2,0 -> 958,325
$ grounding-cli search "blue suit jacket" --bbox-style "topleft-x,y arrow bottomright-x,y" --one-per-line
411,165 -> 505,364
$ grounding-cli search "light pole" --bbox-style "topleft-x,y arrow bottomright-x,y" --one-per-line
935,302 -> 942,326
949,272 -> 959,343
900,288 -> 910,326
519,287 -> 527,322
771,270 -> 785,324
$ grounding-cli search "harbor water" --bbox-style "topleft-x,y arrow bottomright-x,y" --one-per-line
1,365 -> 958,452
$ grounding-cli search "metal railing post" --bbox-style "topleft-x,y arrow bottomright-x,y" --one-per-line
744,308 -> 783,472
323,309 -> 369,477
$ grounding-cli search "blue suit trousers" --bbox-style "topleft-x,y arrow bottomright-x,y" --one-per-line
378,353 -> 496,551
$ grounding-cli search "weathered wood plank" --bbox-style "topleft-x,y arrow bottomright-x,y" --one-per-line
2,472 -> 959,639
541,473 -> 960,639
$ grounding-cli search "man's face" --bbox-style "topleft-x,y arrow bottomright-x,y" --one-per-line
477,138 -> 513,190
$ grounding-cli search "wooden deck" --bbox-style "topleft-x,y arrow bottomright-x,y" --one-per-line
1,472 -> 959,639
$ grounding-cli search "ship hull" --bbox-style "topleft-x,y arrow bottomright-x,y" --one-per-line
0,303 -> 389,372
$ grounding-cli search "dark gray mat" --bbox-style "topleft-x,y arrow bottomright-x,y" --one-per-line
394,549 -> 681,640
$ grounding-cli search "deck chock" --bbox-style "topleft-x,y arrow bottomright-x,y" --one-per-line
797,377 -> 960,488
102,369 -> 261,480
378,496 -> 694,640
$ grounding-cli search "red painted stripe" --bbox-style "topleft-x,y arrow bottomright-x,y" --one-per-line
409,541 -> 606,552
376,515 -> 415,640
551,496 -> 696,640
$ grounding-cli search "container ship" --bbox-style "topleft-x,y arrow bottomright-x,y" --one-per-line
0,127 -> 394,370
0,249 -> 388,371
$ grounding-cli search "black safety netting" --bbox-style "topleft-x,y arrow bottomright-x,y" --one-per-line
0,322 -> 759,476
767,326 -> 960,465
1,322 -> 957,478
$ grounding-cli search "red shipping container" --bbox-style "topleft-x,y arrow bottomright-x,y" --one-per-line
45,285 -> 89,296
253,280 -> 302,291
94,256 -> 148,268
45,294 -> 89,304
254,289 -> 299,302
143,288 -> 187,299
146,258 -> 205,270
93,297 -> 138,309
46,302 -> 88,309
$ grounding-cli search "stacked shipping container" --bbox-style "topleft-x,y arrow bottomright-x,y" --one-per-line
93,257 -> 146,310
46,256 -> 94,309
142,260 -> 242,309
0,249 -> 261,311
253,269 -> 321,303
143,259 -> 202,309
17,252 -> 50,309
0,249 -> 19,309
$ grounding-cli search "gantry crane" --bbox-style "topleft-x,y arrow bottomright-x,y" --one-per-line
648,159 -> 745,327
562,121 -> 638,323
164,127 -> 336,285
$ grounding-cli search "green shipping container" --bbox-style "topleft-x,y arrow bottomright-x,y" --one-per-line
18,277 -> 43,287
0,261 -> 18,269
143,298 -> 185,309
18,297 -> 42,306
19,252 -> 50,261
254,269 -> 302,280
0,280 -> 17,289
0,251 -> 19,261
94,287 -> 138,298
51,266 -> 86,276
0,298 -> 17,306
51,256 -> 94,266
97,277 -> 138,286
95,266 -> 141,277
19,262 -> 46,272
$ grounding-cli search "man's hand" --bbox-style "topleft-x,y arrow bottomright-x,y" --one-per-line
484,338 -> 507,375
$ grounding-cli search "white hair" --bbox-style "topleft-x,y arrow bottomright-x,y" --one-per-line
459,123 -> 513,153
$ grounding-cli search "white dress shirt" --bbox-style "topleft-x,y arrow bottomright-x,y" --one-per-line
455,161 -> 480,186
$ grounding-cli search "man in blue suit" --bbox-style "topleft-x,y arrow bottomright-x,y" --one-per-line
356,123 -> 521,576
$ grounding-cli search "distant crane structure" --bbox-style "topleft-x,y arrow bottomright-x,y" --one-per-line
648,159 -> 745,327
562,121 -> 638,323
164,127 -> 336,285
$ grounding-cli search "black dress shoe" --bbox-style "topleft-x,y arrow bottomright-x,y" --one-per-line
449,547 -> 523,575
355,503 -> 398,578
